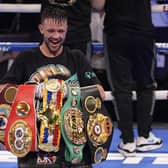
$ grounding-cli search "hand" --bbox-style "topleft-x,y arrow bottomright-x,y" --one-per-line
96,84 -> 105,100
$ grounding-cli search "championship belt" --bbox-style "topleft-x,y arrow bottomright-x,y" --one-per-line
5,85 -> 37,157
81,85 -> 113,163
0,84 -> 18,144
60,75 -> 86,163
37,78 -> 65,152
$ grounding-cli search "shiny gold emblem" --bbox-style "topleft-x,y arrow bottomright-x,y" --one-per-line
16,101 -> 30,117
4,86 -> 17,104
94,147 -> 107,163
8,120 -> 32,157
46,79 -> 61,92
0,104 -> 11,143
64,108 -> 86,145
87,113 -> 112,146
84,96 -> 101,113
38,144 -> 59,152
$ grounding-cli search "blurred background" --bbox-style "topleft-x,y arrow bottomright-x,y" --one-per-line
0,0 -> 168,122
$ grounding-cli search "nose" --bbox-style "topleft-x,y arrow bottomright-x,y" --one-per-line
52,31 -> 60,38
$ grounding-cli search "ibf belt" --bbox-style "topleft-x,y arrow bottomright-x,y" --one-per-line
60,83 -> 86,164
5,84 -> 37,157
81,85 -> 113,163
0,84 -> 18,145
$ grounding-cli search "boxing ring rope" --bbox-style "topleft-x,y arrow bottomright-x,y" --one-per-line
0,42 -> 168,101
0,3 -> 167,13
0,3 -> 168,101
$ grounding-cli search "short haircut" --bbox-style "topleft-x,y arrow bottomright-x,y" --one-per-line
40,6 -> 68,24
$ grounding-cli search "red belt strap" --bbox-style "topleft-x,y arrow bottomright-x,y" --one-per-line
5,84 -> 37,157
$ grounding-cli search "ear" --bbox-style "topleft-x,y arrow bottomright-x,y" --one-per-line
38,24 -> 44,34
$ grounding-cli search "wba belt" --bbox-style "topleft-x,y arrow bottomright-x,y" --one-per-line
5,84 -> 37,157
81,85 -> 113,163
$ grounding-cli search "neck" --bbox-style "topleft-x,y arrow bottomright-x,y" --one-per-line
40,43 -> 63,58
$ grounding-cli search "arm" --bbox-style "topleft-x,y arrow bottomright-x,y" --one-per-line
0,84 -> 6,91
90,0 -> 105,11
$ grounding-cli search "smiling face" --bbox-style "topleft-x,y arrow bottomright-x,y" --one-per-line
39,17 -> 68,57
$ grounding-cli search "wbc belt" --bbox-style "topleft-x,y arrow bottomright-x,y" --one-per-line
60,75 -> 86,163
0,84 -> 18,144
81,85 -> 113,163
5,84 -> 37,157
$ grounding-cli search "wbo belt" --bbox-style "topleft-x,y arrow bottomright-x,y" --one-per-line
5,84 -> 37,157
81,85 -> 113,163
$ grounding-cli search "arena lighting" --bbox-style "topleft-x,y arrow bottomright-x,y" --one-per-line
0,3 -> 167,13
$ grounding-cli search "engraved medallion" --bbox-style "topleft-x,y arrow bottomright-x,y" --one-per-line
87,113 -> 112,146
94,147 -> 107,163
46,79 -> 60,92
4,86 -> 17,104
8,120 -> 32,157
64,108 -> 86,145
84,96 -> 102,113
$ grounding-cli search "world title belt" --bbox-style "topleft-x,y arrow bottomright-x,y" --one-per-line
81,85 -> 113,163
60,75 -> 86,163
0,84 -> 18,144
37,78 -> 64,152
5,84 -> 37,157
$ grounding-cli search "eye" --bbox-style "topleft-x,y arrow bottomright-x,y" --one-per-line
47,29 -> 55,34
58,29 -> 65,33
